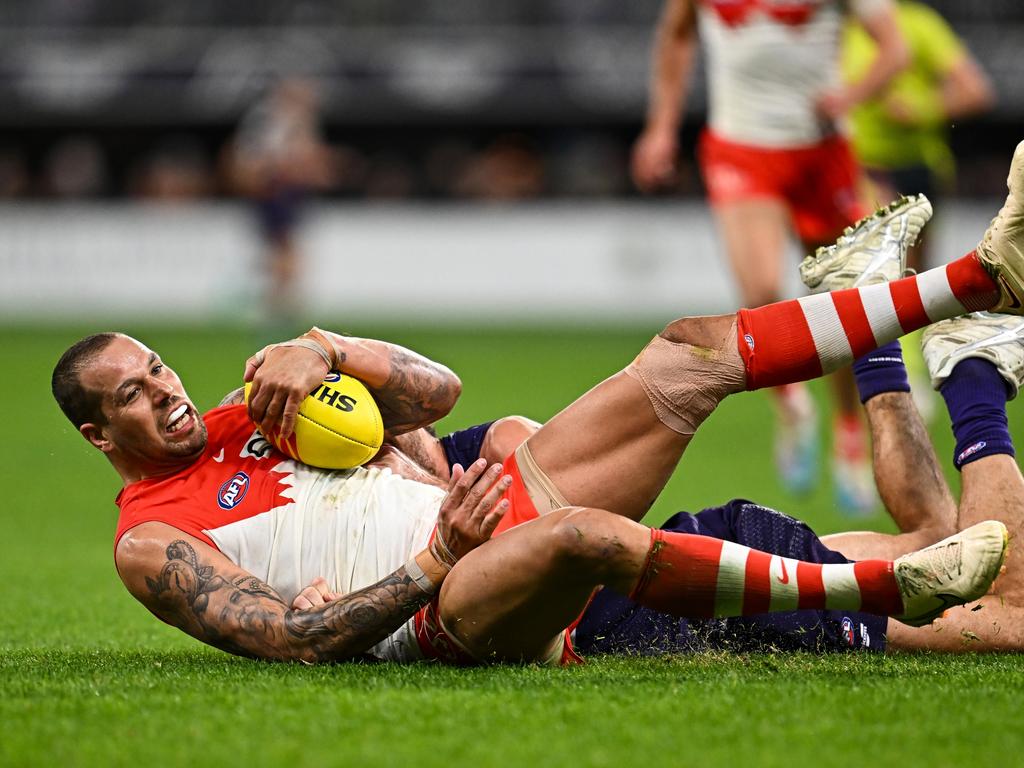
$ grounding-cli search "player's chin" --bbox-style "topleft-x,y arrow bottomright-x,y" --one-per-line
167,431 -> 207,460
164,409 -> 208,457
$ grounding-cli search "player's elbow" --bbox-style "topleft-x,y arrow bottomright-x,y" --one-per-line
446,372 -> 463,409
430,369 -> 462,419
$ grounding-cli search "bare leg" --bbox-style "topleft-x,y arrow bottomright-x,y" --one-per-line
830,368 -> 861,418
959,455 -> 1024,601
720,201 -> 821,488
440,505 -> 921,662
526,228 -> 998,523
267,235 -> 300,321
823,392 -> 957,560
886,595 -> 1024,652
526,314 -> 737,521
525,373 -> 693,521
712,200 -> 789,309
887,446 -> 1024,651
439,507 -> 650,661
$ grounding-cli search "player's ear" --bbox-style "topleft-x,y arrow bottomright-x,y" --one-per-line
80,422 -> 113,453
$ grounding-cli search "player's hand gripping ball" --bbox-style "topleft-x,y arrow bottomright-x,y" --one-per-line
244,372 -> 383,469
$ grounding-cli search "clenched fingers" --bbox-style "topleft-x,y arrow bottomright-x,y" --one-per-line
243,344 -> 330,440
291,577 -> 340,611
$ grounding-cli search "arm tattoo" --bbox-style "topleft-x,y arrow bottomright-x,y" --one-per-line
219,387 -> 245,407
375,348 -> 457,433
232,575 -> 284,600
145,540 -> 435,663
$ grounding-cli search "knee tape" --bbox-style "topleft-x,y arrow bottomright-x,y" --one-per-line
625,319 -> 746,436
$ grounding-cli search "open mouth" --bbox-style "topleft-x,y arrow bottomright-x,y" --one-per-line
166,403 -> 191,434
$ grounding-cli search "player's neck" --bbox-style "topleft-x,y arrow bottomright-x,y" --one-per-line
112,451 -> 202,486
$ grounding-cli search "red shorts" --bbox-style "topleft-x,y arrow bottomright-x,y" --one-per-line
698,129 -> 869,245
413,450 -> 583,666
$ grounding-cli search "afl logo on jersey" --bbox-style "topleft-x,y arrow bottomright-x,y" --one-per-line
217,471 -> 250,510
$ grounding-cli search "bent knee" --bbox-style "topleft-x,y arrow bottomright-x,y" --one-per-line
481,415 -> 541,464
660,314 -> 735,348
626,323 -> 746,435
547,507 -> 645,572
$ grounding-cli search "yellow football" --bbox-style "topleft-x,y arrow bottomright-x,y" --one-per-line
244,372 -> 383,469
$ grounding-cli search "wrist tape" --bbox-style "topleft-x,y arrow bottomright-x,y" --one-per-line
404,556 -> 439,595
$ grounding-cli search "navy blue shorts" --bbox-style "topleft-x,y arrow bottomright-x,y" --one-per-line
574,500 -> 888,655
257,185 -> 306,240
440,422 -> 495,471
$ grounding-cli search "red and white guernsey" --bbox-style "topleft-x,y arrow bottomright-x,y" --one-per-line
697,0 -> 889,147
115,405 -> 445,662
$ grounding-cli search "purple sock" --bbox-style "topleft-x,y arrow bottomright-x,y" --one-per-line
939,358 -> 1015,470
852,341 -> 910,404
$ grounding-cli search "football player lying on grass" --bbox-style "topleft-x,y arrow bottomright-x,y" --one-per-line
53,143 -> 1024,662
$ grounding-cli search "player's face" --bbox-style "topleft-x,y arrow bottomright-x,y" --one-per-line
81,336 -> 207,473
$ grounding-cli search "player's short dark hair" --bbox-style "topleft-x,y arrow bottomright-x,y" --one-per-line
52,332 -> 122,428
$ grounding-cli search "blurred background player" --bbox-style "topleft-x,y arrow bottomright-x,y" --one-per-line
223,78 -> 339,337
843,1 -> 995,251
631,0 -> 908,514
842,1 -> 996,418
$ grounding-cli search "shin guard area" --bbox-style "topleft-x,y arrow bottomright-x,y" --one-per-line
625,320 -> 746,436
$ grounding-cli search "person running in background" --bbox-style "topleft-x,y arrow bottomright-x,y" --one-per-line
224,78 -> 338,336
842,1 -> 995,418
632,0 -> 909,514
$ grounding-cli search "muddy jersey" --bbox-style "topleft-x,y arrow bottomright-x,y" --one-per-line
697,0 -> 889,147
115,405 -> 445,662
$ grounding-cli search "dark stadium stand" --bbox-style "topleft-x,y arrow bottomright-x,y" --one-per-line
0,1 -> 1019,197
0,0 -> 1020,124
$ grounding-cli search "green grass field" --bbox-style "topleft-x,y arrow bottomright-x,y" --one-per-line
2,323 -> 1022,768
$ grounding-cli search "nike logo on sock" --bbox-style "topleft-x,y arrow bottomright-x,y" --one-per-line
776,558 -> 790,584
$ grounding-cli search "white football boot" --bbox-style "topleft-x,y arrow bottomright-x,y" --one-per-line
921,312 -> 1024,399
893,520 -> 1008,627
975,140 -> 1024,314
799,194 -> 933,293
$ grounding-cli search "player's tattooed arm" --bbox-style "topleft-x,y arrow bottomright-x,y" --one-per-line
243,328 -> 460,439
219,387 -> 245,407
116,524 -> 437,663
373,347 -> 461,435
317,331 -> 462,435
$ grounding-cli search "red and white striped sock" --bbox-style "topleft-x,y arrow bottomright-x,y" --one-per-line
629,529 -> 903,618
737,251 -> 999,390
